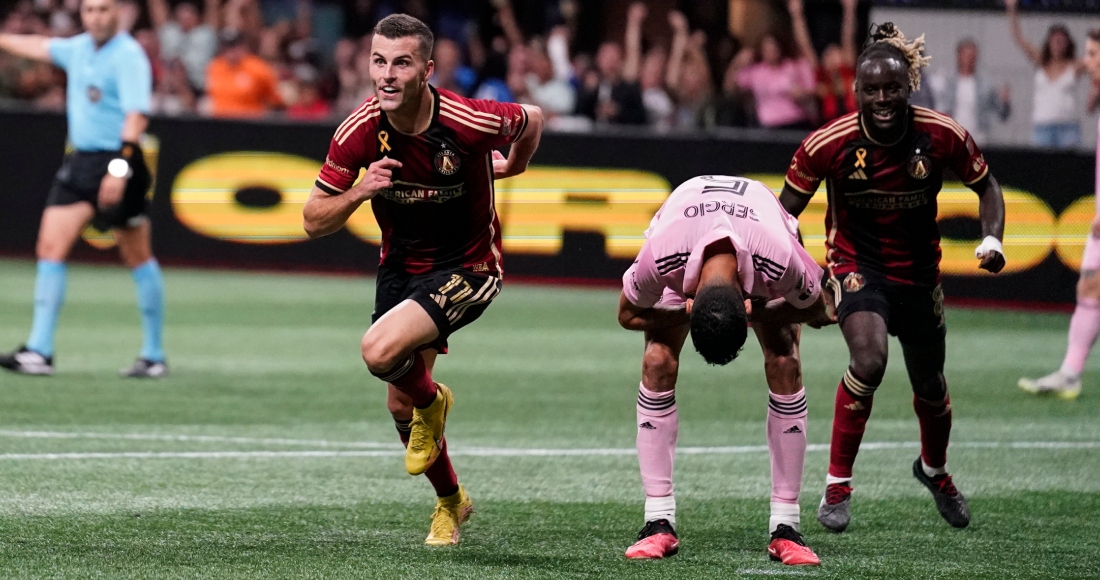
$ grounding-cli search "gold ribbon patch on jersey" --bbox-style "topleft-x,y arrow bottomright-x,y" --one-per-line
378,130 -> 391,153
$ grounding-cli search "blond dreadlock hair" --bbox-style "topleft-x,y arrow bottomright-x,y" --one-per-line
857,23 -> 932,92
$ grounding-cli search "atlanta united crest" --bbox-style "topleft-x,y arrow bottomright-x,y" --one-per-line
908,153 -> 931,180
844,272 -> 865,293
435,149 -> 459,175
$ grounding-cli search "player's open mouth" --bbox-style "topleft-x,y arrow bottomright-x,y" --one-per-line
872,109 -> 897,122
379,86 -> 400,97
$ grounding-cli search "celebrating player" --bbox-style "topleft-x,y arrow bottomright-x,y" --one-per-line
0,0 -> 166,378
302,14 -> 543,546
780,24 -> 1006,532
618,175 -> 834,566
1019,29 -> 1100,400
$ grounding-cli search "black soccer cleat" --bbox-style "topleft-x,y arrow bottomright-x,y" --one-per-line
912,457 -> 970,528
120,358 -> 168,379
0,345 -> 54,376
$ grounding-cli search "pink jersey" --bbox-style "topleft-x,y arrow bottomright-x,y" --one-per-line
623,175 -> 823,309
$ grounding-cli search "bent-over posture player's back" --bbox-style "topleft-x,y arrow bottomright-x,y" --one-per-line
302,14 -> 543,546
618,175 -> 834,566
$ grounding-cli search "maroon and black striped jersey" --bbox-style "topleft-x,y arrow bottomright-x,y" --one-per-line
316,86 -> 528,276
785,106 -> 989,285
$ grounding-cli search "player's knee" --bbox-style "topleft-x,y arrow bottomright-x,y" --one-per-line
912,373 -> 946,401
849,350 -> 887,385
642,347 -> 679,390
35,238 -> 67,261
361,333 -> 405,374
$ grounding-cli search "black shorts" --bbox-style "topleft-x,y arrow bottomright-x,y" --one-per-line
47,148 -> 152,232
830,271 -> 946,344
372,265 -> 502,352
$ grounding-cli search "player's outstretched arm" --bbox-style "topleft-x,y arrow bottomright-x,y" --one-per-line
303,157 -> 401,238
973,174 -> 1007,274
493,105 -> 544,179
779,185 -> 813,218
617,292 -> 689,332
0,34 -> 51,63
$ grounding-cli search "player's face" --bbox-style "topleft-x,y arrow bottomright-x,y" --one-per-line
1085,39 -> 1100,83
370,35 -> 434,113
81,0 -> 119,44
856,56 -> 910,135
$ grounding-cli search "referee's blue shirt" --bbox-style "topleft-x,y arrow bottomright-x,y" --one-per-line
48,32 -> 151,152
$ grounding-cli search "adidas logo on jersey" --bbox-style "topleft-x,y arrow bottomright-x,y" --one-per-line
848,169 -> 868,180
639,422 -> 656,430
782,425 -> 803,434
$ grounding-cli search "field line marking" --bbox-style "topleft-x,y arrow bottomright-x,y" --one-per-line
0,430 -> 400,449
0,440 -> 1096,460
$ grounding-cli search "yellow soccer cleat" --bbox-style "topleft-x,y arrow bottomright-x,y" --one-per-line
1018,371 -> 1081,401
406,383 -> 453,476
425,485 -> 474,546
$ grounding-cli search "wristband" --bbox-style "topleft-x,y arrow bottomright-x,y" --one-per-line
974,235 -> 1003,259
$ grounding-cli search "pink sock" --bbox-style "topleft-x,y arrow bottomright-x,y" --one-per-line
1061,298 -> 1100,376
768,388 -> 807,532
637,383 -> 677,524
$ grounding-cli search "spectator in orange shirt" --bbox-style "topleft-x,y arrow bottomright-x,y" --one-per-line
204,29 -> 282,118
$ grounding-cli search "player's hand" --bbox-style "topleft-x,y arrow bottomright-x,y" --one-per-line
977,247 -> 1007,273
97,173 -> 126,209
491,150 -> 510,179
351,156 -> 402,202
806,287 -> 837,329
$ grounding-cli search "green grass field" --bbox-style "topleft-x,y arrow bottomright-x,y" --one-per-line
0,258 -> 1098,579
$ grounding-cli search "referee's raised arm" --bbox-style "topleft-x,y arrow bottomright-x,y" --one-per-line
0,33 -> 51,63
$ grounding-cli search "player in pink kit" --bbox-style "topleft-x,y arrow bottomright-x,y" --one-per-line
618,175 -> 835,566
1019,30 -> 1100,399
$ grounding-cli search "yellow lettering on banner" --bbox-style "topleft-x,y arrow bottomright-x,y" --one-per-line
493,168 -> 670,257
1054,196 -> 1095,270
82,134 -> 161,249
172,152 -> 316,243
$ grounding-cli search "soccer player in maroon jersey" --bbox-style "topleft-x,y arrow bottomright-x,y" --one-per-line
302,14 -> 543,546
779,24 -> 1006,532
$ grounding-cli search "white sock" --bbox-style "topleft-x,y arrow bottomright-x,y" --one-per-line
826,473 -> 851,485
644,495 -> 676,527
769,501 -> 800,533
922,459 -> 947,478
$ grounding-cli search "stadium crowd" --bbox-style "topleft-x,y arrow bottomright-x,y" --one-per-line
0,0 -> 1097,141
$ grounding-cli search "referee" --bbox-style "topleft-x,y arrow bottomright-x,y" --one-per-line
0,0 -> 167,378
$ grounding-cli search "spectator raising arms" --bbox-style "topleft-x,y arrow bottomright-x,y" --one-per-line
204,28 -> 282,118
790,0 -> 858,125
664,10 -> 713,130
146,0 -> 218,92
1006,0 -> 1089,148
731,12 -> 814,130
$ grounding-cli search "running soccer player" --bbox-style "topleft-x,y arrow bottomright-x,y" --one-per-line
1019,29 -> 1100,400
0,0 -> 166,378
780,24 -> 1006,532
618,175 -> 834,566
302,14 -> 543,546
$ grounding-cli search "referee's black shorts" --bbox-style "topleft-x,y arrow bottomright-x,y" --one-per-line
47,147 -> 152,232
372,264 -> 502,353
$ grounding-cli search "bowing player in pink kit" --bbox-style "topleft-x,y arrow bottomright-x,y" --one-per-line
617,175 -> 836,566
1019,30 -> 1100,399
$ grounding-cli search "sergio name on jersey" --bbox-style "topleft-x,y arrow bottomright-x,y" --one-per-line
623,176 -> 823,310
316,86 -> 528,276
784,106 -> 989,286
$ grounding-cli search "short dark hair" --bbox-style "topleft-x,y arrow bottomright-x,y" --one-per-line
689,284 -> 748,366
373,13 -> 434,61
1086,28 -> 1100,44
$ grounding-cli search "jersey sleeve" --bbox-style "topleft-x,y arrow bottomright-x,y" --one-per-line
949,129 -> 990,187
47,36 -> 78,71
622,243 -> 664,309
116,44 -> 152,115
442,97 -> 529,152
777,242 -> 823,309
784,135 -> 827,197
315,110 -> 374,195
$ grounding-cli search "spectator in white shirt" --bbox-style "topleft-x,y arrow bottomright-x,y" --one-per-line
931,38 -> 1011,145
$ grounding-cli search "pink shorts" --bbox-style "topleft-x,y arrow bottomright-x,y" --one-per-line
1083,235 -> 1100,273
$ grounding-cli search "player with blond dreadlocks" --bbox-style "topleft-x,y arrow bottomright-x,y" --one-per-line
779,23 -> 1007,532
